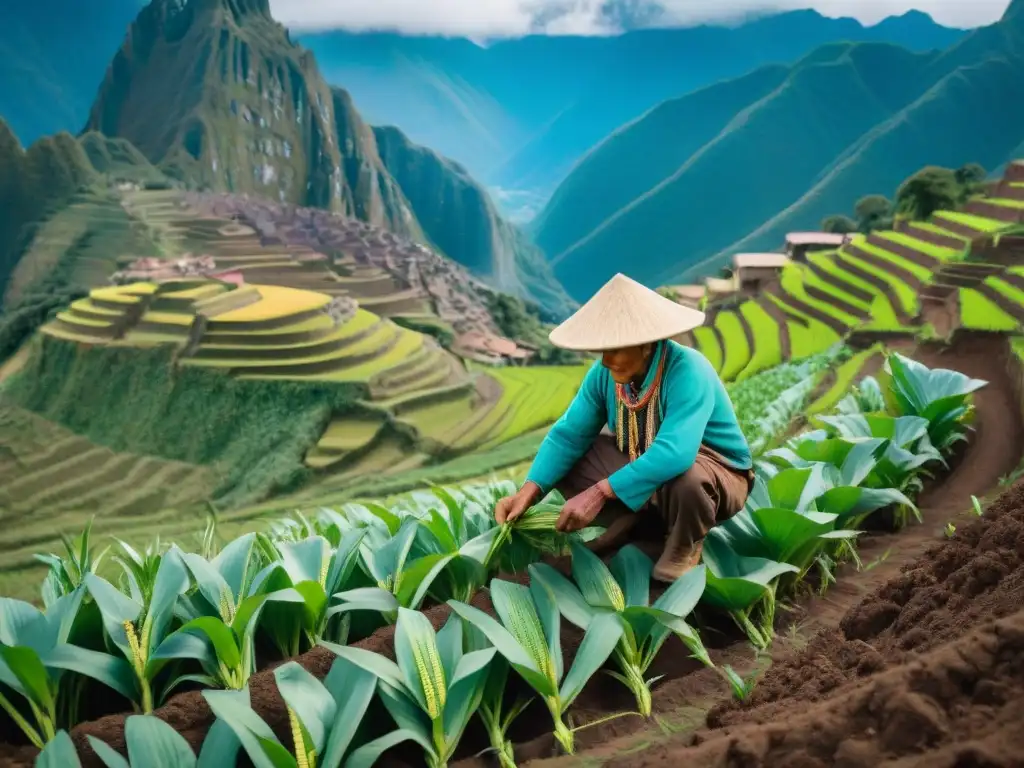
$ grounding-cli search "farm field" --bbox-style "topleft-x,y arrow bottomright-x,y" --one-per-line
1,332 -> 1020,768
676,163 -> 1024,384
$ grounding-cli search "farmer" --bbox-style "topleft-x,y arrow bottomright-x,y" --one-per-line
494,273 -> 754,582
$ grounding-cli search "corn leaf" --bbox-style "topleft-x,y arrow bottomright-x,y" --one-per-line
35,730 -> 82,768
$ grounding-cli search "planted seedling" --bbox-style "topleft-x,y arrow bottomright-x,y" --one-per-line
529,542 -> 712,717
448,578 -> 624,755
323,609 -> 496,768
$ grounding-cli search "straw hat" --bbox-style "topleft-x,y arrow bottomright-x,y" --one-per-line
549,273 -> 706,351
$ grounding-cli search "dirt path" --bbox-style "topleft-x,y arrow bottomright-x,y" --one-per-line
514,332 -> 1024,765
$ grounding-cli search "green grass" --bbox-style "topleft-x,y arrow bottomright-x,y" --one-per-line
191,322 -> 403,370
691,326 -> 723,373
984,197 -> 1024,210
806,344 -> 884,416
959,288 -> 1018,331
763,294 -> 844,360
987,277 -> 1024,310
714,310 -> 752,381
244,328 -> 425,382
804,252 -> 914,331
912,221 -> 970,242
805,253 -> 874,313
836,250 -> 920,317
935,211 -> 1010,232
55,312 -> 112,328
1012,337 -> 1024,364
478,366 -> 585,449
873,230 -> 965,262
849,236 -> 935,280
736,301 -> 782,380
779,265 -> 860,326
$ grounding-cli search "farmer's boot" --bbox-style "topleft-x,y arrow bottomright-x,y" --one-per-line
653,539 -> 703,583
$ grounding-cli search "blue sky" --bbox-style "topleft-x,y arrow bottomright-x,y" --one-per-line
271,0 -> 1010,36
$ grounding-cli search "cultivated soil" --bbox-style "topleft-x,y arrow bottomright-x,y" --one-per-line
1,333 -> 1021,768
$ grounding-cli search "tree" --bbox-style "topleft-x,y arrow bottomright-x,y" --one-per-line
895,167 -> 960,221
853,195 -> 892,233
954,162 -> 986,186
821,214 -> 858,234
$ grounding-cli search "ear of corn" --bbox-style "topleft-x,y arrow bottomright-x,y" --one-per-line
531,547 -> 712,717
449,578 -> 623,754
323,608 -> 494,767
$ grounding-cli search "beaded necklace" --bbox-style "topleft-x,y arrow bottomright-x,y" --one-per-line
614,346 -> 666,461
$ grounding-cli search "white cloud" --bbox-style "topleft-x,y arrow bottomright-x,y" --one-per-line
270,0 -> 1012,36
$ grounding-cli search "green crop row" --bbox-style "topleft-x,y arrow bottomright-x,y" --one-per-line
10,352 -> 984,767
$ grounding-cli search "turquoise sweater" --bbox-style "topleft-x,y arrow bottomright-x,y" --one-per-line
525,341 -> 751,511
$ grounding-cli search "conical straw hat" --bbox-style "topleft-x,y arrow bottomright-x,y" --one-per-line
549,273 -> 706,351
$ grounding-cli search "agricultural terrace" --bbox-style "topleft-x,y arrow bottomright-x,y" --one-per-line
3,338 -> 1017,768
4,275 -> 593,564
115,188 -> 436,318
680,162 -> 1024,381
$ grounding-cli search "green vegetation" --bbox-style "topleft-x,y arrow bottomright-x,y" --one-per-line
959,289 -> 1019,331
806,344 -> 885,416
692,326 -> 723,373
821,164 -> 987,233
714,310 -> 751,381
533,0 -> 1024,295
6,351 -> 980,766
736,301 -> 783,379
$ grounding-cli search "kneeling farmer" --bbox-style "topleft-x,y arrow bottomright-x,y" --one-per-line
495,274 -> 754,582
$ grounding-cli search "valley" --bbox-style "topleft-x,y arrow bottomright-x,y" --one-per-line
0,0 -> 1022,767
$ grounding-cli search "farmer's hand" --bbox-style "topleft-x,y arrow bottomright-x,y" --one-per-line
495,481 -> 543,525
556,480 -> 614,533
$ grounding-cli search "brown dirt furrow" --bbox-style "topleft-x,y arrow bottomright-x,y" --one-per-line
806,259 -> 874,305
524,332 -> 1024,766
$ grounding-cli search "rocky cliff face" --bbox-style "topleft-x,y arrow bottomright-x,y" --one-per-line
372,125 -> 575,319
85,0 -> 419,237
82,0 -> 572,317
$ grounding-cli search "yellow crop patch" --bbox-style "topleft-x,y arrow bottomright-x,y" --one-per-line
214,284 -> 331,322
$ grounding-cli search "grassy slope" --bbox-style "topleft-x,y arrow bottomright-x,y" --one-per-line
533,7 -> 1024,299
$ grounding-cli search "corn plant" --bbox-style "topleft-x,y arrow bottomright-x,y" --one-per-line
529,543 -> 711,717
471,654 -> 529,768
408,487 -> 504,602
254,532 -> 365,658
40,713 -> 223,767
35,519 -> 107,609
330,518 -> 460,626
112,537 -> 165,610
0,588 -> 136,748
698,538 -> 798,650
85,550 -> 202,712
720,665 -> 757,701
202,656 -> 408,768
324,609 -> 497,768
449,578 -> 624,755
175,535 -> 308,689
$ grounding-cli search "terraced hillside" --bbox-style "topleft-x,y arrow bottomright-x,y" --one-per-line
6,277 -> 585,514
0,403 -> 216,594
117,188 -> 498,336
677,162 -> 1024,380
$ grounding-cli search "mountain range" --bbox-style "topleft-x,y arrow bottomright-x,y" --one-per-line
301,10 -> 967,204
4,0 -> 574,317
532,0 -> 1024,299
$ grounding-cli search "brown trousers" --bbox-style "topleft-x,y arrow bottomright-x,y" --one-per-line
556,434 -> 754,557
